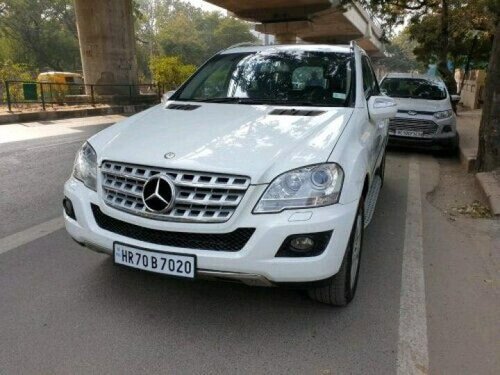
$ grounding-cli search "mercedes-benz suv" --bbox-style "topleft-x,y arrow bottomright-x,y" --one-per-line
63,43 -> 396,306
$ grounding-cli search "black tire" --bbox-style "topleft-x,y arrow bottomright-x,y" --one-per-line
440,133 -> 460,157
307,197 -> 365,306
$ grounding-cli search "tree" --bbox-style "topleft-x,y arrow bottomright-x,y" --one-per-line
377,31 -> 424,73
357,0 -> 464,93
149,56 -> 196,90
0,0 -> 80,71
407,1 -> 495,80
135,0 -> 257,72
477,20 -> 500,171
0,60 -> 33,104
157,11 -> 205,66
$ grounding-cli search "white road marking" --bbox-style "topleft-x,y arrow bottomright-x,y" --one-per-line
397,158 -> 429,374
0,217 -> 64,255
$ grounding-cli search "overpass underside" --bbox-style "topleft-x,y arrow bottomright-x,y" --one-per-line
72,0 -> 383,94
206,0 -> 383,56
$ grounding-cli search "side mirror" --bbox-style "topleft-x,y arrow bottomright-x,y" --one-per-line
451,94 -> 461,104
368,96 -> 397,122
161,90 -> 175,103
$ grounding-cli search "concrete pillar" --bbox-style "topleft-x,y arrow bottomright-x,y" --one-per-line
74,0 -> 138,95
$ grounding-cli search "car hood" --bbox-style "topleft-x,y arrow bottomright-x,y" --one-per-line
90,103 -> 353,184
394,97 -> 450,112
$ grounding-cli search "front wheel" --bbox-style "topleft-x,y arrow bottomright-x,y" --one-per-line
308,198 -> 365,306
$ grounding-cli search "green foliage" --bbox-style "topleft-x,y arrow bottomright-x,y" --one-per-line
0,60 -> 34,103
135,0 -> 257,75
408,1 -> 495,68
149,56 -> 196,89
0,0 -> 80,71
0,60 -> 33,81
378,31 -> 424,73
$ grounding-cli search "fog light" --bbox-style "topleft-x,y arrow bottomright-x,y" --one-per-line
63,197 -> 76,220
442,125 -> 452,133
290,236 -> 315,252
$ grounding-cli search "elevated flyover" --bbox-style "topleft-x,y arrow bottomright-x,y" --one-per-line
206,0 -> 383,56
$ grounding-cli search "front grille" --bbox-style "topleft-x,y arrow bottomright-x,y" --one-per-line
389,117 -> 439,136
100,161 -> 250,223
91,204 -> 255,251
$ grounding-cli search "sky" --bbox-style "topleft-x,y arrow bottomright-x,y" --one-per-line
184,0 -> 225,13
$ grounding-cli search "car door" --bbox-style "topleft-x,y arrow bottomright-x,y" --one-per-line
361,55 -> 385,175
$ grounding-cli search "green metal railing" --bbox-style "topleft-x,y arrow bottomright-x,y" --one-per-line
2,81 -> 167,112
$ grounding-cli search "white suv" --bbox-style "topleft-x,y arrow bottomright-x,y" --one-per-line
63,43 -> 396,306
380,73 -> 459,151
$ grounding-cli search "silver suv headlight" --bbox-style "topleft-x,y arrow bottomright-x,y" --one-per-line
434,109 -> 453,119
253,163 -> 344,214
73,142 -> 97,191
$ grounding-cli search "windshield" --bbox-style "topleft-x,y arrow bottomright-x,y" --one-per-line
380,78 -> 447,100
175,50 -> 354,107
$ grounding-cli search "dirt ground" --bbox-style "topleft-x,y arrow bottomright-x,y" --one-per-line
427,155 -> 493,220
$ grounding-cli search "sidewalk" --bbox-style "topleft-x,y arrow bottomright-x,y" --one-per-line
0,104 -> 152,125
457,109 -> 500,215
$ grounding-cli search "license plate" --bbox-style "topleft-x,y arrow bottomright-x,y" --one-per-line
114,243 -> 196,278
395,129 -> 423,137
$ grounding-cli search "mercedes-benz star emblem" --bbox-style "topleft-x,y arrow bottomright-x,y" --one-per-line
142,174 -> 176,213
164,152 -> 175,159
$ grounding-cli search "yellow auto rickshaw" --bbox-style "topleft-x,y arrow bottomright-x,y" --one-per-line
37,72 -> 84,103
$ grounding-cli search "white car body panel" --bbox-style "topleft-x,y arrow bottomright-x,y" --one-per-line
89,103 -> 354,184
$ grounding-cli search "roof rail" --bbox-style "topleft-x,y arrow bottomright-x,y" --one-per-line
225,42 -> 263,50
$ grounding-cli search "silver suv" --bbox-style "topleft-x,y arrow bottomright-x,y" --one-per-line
380,73 -> 459,151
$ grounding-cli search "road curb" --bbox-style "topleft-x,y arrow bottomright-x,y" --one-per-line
476,171 -> 500,216
459,146 -> 477,172
0,104 -> 153,125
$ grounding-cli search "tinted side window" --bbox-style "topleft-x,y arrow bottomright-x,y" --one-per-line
362,56 -> 379,98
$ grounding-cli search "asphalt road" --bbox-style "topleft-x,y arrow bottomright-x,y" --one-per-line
0,116 -> 498,375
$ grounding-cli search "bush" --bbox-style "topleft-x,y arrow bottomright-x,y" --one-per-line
0,60 -> 35,105
149,56 -> 196,90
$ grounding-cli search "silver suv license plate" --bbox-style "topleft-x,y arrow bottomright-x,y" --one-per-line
395,129 -> 423,137
114,243 -> 196,278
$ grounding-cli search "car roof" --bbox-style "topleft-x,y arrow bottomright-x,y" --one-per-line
383,72 -> 444,82
220,44 -> 353,55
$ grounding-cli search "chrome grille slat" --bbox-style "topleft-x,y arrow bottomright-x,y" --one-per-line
389,117 -> 438,136
100,161 -> 250,223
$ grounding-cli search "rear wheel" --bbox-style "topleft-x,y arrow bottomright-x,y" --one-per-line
307,198 -> 364,306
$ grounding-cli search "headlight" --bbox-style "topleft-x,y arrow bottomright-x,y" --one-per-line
434,110 -> 453,119
253,163 -> 344,213
73,142 -> 97,191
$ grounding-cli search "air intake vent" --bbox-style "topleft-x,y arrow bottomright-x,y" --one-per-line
269,109 -> 325,116
167,103 -> 200,111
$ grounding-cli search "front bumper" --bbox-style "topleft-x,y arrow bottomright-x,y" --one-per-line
64,178 -> 358,284
388,132 -> 458,150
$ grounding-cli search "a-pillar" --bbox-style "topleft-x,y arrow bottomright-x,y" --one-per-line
74,0 -> 138,95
